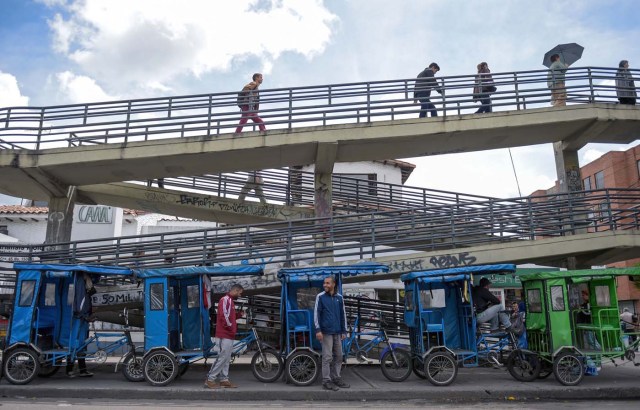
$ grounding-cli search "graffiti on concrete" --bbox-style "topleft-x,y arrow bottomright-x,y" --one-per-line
143,191 -> 171,204
171,194 -> 307,219
429,252 -> 477,269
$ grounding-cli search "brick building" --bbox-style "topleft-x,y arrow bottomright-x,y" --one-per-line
531,144 -> 640,313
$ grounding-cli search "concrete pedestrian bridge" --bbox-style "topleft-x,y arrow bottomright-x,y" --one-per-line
0,67 -> 639,289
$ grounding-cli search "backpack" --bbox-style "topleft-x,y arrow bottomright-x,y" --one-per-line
237,90 -> 249,107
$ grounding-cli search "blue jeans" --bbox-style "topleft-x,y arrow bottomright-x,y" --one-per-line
419,98 -> 437,117
477,305 -> 511,330
476,94 -> 492,113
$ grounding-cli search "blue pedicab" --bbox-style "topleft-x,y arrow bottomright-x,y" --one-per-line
276,263 -> 410,386
2,263 -> 135,385
135,265 -> 276,386
401,264 -> 539,386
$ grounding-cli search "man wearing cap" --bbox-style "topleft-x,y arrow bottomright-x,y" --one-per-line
472,278 -> 512,332
414,62 -> 443,118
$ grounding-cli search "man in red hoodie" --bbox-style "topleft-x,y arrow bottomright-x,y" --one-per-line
204,283 -> 244,389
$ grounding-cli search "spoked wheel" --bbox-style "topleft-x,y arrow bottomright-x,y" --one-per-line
251,349 -> 284,383
412,357 -> 426,379
285,350 -> 320,387
142,351 -> 178,387
380,348 -> 412,382
122,351 -> 144,382
424,352 -> 458,386
3,347 -> 41,385
506,350 -> 541,382
93,349 -> 108,365
553,352 -> 584,386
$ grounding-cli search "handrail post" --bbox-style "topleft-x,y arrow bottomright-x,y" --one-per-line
38,108 -> 44,150
366,83 -> 371,122
288,89 -> 293,129
514,72 -> 521,110
587,67 -> 594,103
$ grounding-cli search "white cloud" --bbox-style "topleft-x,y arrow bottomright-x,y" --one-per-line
582,148 -> 605,163
46,0 -> 338,92
0,71 -> 29,107
54,71 -> 117,103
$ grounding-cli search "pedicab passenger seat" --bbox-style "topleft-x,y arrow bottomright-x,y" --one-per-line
421,309 -> 446,346
287,307 -> 313,348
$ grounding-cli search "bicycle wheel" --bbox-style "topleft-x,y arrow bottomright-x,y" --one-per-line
412,357 -> 426,379
251,349 -> 284,383
285,350 -> 319,387
93,349 -> 108,364
506,349 -> 541,382
122,351 -> 144,382
380,348 -> 411,382
424,352 -> 458,386
3,347 -> 41,385
142,350 -> 178,387
553,352 -> 584,386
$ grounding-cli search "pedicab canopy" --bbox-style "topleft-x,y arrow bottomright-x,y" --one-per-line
133,264 -> 264,278
9,263 -> 133,347
400,264 -> 516,282
400,264 -> 516,352
277,262 -> 389,285
517,267 -> 640,352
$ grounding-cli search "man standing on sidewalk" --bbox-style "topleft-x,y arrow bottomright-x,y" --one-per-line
204,283 -> 244,389
314,276 -> 349,391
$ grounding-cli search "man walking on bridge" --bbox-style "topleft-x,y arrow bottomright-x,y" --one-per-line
235,73 -> 266,135
414,62 -> 442,118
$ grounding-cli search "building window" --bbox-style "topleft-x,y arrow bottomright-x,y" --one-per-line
594,170 -> 605,189
637,160 -> 640,178
582,176 -> 592,191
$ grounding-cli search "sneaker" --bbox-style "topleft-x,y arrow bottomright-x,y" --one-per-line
77,371 -> 94,377
322,381 -> 339,391
204,380 -> 221,389
66,372 -> 76,379
333,379 -> 350,388
220,380 -> 238,388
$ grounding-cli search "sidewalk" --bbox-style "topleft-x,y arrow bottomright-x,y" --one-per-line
2,360 -> 640,403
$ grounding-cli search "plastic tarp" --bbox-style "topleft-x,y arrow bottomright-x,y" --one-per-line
14,263 -> 132,276
135,265 -> 263,278
277,263 -> 389,283
8,270 -> 41,345
518,267 -> 640,282
400,264 -> 516,282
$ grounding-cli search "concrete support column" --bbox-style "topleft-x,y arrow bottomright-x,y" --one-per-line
314,143 -> 338,263
45,187 -> 76,259
552,142 -> 587,269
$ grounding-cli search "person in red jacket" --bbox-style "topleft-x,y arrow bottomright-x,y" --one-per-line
204,283 -> 244,389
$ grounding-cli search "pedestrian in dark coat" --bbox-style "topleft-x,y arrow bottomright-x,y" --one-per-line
473,62 -> 495,113
616,60 -> 637,105
413,62 -> 442,118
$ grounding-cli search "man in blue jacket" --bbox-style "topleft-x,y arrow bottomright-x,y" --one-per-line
314,276 -> 349,391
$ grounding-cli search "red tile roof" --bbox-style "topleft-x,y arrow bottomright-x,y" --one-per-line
0,205 -> 143,216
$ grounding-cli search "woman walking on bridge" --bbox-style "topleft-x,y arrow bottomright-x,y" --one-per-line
235,73 -> 267,135
473,62 -> 495,113
616,60 -> 637,106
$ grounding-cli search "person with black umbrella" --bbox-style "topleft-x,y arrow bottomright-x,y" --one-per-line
547,54 -> 568,107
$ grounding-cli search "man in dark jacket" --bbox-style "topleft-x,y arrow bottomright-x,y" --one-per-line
472,278 -> 511,332
314,276 -> 349,391
414,62 -> 442,118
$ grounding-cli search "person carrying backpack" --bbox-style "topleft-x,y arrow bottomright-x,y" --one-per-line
235,73 -> 266,135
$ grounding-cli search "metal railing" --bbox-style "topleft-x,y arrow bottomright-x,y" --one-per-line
1,66 -> 637,151
139,168 -> 495,214
1,188 -> 638,270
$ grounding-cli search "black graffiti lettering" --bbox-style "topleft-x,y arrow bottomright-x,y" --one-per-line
429,252 -> 477,269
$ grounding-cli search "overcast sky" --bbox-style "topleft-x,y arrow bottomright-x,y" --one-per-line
1,0 -> 639,205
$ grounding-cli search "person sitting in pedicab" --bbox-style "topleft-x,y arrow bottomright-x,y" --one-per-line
472,278 -> 513,332
576,289 -> 602,350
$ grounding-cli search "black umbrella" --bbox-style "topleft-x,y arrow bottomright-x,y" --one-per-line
542,43 -> 584,67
